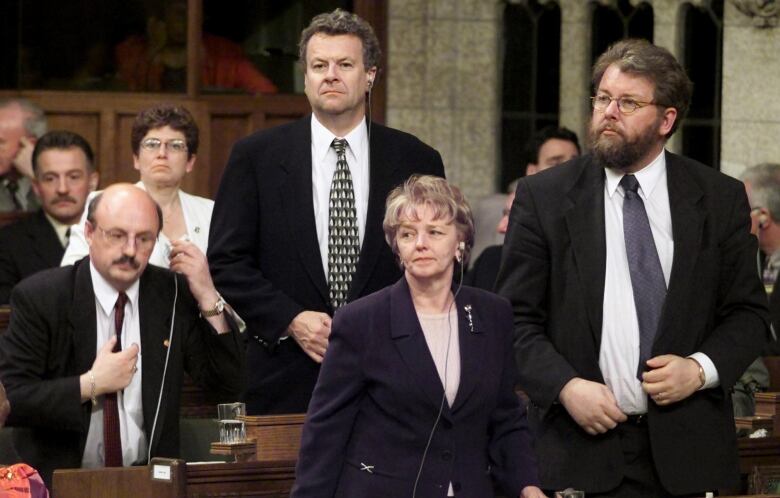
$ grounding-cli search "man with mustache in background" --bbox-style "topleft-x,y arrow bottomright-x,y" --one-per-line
497,39 -> 769,496
0,131 -> 98,303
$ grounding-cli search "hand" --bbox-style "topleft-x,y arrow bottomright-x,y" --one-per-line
287,311 -> 332,363
642,355 -> 702,406
169,240 -> 218,308
90,336 -> 139,395
558,377 -> 627,435
12,136 -> 35,179
0,381 -> 10,427
520,485 -> 548,498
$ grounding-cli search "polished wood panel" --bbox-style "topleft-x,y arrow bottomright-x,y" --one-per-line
52,459 -> 296,498
242,413 -> 306,463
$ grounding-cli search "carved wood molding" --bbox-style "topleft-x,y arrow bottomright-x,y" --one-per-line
732,0 -> 779,28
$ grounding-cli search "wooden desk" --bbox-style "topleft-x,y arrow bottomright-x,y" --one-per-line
53,459 -> 296,498
739,436 -> 780,474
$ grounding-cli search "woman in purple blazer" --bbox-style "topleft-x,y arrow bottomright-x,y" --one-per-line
292,175 -> 544,498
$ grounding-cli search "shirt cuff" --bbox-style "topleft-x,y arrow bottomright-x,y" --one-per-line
688,352 -> 719,390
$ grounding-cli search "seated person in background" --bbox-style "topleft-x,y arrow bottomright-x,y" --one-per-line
465,126 -> 580,291
292,175 -> 544,498
0,184 -> 244,488
0,98 -> 47,212
63,104 -> 212,269
116,0 -> 277,94
0,131 -> 98,303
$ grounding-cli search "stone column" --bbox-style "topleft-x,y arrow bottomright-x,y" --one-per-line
386,0 -> 502,200
721,0 -> 780,178
558,0 -> 593,144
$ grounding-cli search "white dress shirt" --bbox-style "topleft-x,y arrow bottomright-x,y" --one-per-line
600,150 -> 718,414
310,114 -> 370,279
82,262 -> 147,468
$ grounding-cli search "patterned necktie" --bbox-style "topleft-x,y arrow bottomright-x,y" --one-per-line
103,292 -> 127,467
328,138 -> 360,310
620,175 -> 667,380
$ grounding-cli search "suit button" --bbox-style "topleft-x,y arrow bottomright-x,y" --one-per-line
453,482 -> 462,492
442,450 -> 452,461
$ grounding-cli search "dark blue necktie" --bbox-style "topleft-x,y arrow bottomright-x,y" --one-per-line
620,175 -> 667,380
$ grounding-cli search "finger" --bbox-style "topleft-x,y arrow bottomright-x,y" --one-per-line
603,403 -> 627,423
646,354 -> 676,369
641,381 -> 665,395
641,367 -> 669,384
100,336 -> 118,354
124,343 -> 140,358
591,421 -> 607,434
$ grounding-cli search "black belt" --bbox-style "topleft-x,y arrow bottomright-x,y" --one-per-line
623,413 -> 647,426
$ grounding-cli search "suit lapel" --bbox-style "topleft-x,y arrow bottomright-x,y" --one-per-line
450,290 -> 486,413
653,152 -> 704,349
139,269 -> 171,453
69,259 -> 98,375
280,116 -> 330,307
564,157 -> 607,346
349,123 -> 399,300
28,211 -> 65,267
389,279 -> 453,422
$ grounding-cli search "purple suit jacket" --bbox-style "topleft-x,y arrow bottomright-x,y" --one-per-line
291,278 -> 539,498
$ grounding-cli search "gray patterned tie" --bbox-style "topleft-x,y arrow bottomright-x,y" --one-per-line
328,138 -> 360,310
620,174 -> 667,380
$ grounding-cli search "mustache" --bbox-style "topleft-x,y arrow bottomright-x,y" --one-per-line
112,255 -> 140,269
51,195 -> 77,204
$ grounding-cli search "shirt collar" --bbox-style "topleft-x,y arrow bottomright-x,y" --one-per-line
310,113 -> 367,165
605,148 -> 666,199
89,260 -> 140,317
44,212 -> 71,247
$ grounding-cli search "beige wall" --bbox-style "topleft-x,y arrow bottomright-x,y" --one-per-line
385,0 -> 501,201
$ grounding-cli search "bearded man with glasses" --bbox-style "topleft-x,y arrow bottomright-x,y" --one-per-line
497,39 -> 769,496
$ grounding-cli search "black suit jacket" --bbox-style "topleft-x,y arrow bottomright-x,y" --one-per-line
292,278 -> 539,498
0,210 -> 64,304
496,152 -> 770,494
208,115 -> 445,414
0,258 -> 245,487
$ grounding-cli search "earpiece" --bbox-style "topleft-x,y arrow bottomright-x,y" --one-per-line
458,241 -> 465,251
759,214 -> 769,229
367,78 -> 374,90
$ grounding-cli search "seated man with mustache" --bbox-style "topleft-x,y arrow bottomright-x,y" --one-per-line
0,184 -> 244,489
0,131 -> 99,303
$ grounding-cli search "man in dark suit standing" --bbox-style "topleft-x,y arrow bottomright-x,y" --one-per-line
497,39 -> 769,496
208,9 -> 445,415
0,130 -> 99,303
0,184 -> 244,487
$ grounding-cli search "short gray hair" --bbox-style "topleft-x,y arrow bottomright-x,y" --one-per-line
298,9 -> 381,71
741,163 -> 780,219
0,98 -> 47,138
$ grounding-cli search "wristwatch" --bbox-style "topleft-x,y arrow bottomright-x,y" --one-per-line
201,294 -> 226,317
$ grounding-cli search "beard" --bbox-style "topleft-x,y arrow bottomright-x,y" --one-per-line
590,116 -> 663,171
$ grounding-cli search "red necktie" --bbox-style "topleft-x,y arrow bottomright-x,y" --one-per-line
103,292 -> 127,467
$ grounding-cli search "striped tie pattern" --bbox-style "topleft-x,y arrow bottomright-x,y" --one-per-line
328,139 -> 360,310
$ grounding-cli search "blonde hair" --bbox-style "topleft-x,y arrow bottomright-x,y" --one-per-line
383,175 -> 474,265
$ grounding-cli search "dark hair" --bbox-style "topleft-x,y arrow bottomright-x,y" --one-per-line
299,8 -> 381,71
130,104 -> 199,158
32,130 -> 96,175
592,38 -> 692,138
523,126 -> 581,167
87,191 -> 164,235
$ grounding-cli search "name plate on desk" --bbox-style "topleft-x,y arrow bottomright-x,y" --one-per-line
152,463 -> 172,481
